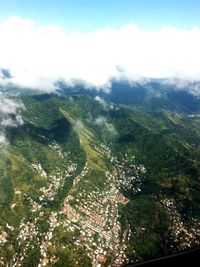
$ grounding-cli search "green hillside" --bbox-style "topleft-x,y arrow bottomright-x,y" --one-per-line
0,93 -> 200,266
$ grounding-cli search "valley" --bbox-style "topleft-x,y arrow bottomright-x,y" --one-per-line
0,91 -> 200,266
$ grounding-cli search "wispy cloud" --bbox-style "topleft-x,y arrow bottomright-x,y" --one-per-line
73,120 -> 85,135
0,17 -> 200,92
162,78 -> 200,96
95,96 -> 109,109
0,133 -> 7,146
0,92 -> 24,146
95,116 -> 118,136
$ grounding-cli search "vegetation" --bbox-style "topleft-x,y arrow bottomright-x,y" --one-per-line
0,90 -> 200,266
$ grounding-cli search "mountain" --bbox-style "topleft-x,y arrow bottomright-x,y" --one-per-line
59,79 -> 200,114
0,86 -> 200,266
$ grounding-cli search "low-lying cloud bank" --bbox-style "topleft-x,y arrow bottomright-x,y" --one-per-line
0,92 -> 24,145
0,17 -> 200,93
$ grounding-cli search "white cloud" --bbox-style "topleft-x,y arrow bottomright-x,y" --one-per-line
95,116 -> 118,136
0,92 -> 24,145
0,133 -> 7,146
95,116 -> 107,126
73,120 -> 85,134
0,17 -> 200,92
95,96 -> 108,109
0,93 -> 24,114
162,78 -> 200,96
1,115 -> 23,128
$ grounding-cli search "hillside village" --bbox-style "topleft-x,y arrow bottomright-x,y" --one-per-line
1,92 -> 200,267
1,136 -> 200,266
0,141 -> 143,267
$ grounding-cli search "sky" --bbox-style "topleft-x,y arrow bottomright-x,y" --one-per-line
0,0 -> 200,92
0,0 -> 200,31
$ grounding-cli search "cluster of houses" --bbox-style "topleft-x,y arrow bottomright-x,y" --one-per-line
53,143 -> 146,266
0,141 -> 147,266
161,198 -> 200,250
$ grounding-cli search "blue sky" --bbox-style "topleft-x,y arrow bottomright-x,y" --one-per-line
1,0 -> 200,90
0,0 -> 200,31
